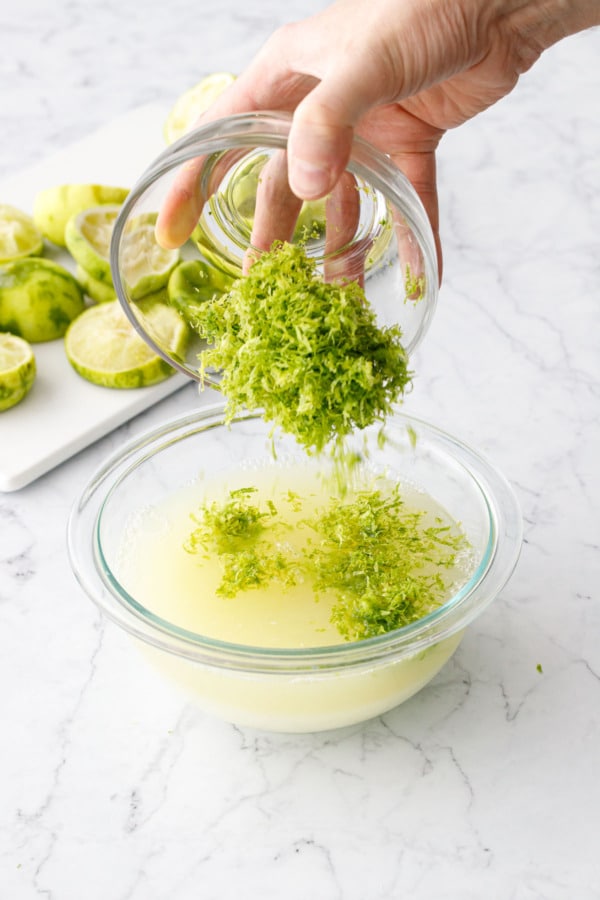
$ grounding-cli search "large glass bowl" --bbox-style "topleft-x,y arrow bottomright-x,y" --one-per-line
109,112 -> 439,385
68,405 -> 522,733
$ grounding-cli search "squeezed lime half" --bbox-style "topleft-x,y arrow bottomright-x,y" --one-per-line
163,72 -> 236,144
0,204 -> 44,264
65,204 -> 121,284
33,184 -> 128,247
64,300 -> 188,389
0,332 -> 36,411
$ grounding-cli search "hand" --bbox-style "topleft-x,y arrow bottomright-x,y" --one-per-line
156,0 -> 599,274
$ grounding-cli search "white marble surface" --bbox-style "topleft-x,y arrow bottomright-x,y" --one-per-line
1,2 -> 599,897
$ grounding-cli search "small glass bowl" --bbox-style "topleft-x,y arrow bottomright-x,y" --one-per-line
68,405 -> 522,733
109,112 -> 439,385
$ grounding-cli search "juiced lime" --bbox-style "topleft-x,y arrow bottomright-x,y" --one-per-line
163,72 -> 236,144
64,300 -> 187,389
167,259 -> 232,326
75,265 -> 116,304
65,205 -> 120,284
0,332 -> 36,411
134,294 -> 191,364
0,205 -> 44,264
33,184 -> 128,247
121,222 -> 179,300
190,222 -> 241,280
0,258 -> 84,342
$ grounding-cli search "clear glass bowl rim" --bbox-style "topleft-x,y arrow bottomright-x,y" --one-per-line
109,110 -> 439,374
67,403 -> 522,675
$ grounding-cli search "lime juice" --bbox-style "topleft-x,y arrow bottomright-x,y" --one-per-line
116,460 -> 474,649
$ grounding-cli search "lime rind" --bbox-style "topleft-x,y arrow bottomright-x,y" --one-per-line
67,207 -> 176,301
65,205 -> 121,284
75,265 -> 117,304
167,259 -> 232,327
134,295 -> 191,365
121,223 -> 180,300
33,184 -> 128,247
64,300 -> 187,389
163,72 -> 236,145
0,332 -> 36,411
0,258 -> 84,342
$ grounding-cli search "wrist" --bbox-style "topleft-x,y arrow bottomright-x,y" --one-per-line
502,0 -> 600,55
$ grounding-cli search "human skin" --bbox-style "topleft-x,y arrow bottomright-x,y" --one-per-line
156,0 -> 600,271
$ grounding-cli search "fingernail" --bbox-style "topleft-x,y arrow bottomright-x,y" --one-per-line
290,159 -> 331,199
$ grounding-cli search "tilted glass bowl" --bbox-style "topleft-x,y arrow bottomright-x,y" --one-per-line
109,112 -> 439,385
68,405 -> 522,733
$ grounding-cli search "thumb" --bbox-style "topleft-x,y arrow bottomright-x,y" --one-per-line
287,68 -> 387,200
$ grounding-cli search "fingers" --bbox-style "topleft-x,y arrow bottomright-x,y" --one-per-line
388,148 -> 442,281
249,150 -> 303,253
156,14 -> 393,248
358,104 -> 444,278
323,172 -> 364,286
155,80 -> 263,250
155,3 -> 420,260
287,66 -> 389,200
155,161 -> 205,249
155,24 -> 322,250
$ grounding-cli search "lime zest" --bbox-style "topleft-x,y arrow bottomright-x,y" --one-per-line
404,264 -> 426,301
183,480 -> 470,639
307,485 -> 469,640
167,259 -> 232,326
184,487 -> 300,597
194,241 -> 412,453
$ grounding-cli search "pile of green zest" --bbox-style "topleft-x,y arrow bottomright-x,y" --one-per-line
184,484 -> 468,641
183,487 -> 301,598
192,242 -> 412,454
305,487 -> 467,641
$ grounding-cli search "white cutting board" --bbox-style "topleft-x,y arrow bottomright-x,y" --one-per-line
0,104 -> 190,492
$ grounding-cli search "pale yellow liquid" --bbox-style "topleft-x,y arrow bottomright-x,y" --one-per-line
116,459 -> 474,731
117,460 -> 473,649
